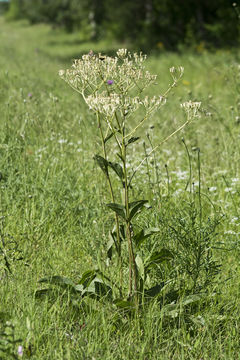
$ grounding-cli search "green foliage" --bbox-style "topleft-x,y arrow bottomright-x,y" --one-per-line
0,216 -> 23,275
23,0 -> 87,32
0,320 -> 22,359
0,19 -> 239,360
168,204 -> 221,290
0,2 -> 9,16
5,0 -> 240,49
4,0 -> 23,21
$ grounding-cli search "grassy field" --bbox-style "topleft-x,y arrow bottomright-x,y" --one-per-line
0,18 -> 240,359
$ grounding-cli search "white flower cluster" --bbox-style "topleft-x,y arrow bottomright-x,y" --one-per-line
85,93 -> 142,118
59,50 -> 156,96
180,101 -> 201,118
84,92 -> 166,118
142,95 -> 166,115
59,49 -> 184,125
59,49 -> 161,108
170,66 -> 184,82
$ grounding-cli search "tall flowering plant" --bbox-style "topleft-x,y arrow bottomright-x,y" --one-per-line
58,50 -> 200,307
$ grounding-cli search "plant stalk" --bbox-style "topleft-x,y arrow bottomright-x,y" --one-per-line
121,127 -> 138,306
97,112 -> 123,296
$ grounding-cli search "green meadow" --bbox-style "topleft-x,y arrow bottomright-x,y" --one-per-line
0,18 -> 239,359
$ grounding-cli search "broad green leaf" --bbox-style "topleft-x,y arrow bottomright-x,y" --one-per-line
107,236 -> 115,259
96,270 -> 115,288
35,288 -> 56,298
165,289 -> 180,302
162,303 -> 179,318
189,315 -> 205,327
144,283 -> 165,298
145,248 -> 174,270
134,227 -> 160,247
127,137 -> 140,146
109,161 -> 124,180
74,284 -> 84,293
181,294 -> 203,306
81,282 -> 96,297
79,270 -> 97,288
93,155 -> 109,176
106,202 -> 126,219
135,254 -> 144,280
161,294 -> 204,319
80,279 -> 112,301
129,200 -> 149,221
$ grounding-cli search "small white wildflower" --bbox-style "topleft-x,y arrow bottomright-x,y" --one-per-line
116,48 -> 127,58
170,66 -> 184,81
178,66 -> 184,74
58,139 -> 68,144
174,188 -> 183,195
142,95 -> 166,115
59,70 -> 65,77
230,217 -> 239,224
172,170 -> 188,180
85,93 -> 120,117
181,101 -> 201,118
224,230 -> 237,235
216,169 -> 227,175
208,186 -> 217,192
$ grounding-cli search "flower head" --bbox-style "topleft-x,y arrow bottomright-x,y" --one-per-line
17,345 -> 23,357
59,49 -> 158,96
58,49 -> 185,126
180,101 -> 201,118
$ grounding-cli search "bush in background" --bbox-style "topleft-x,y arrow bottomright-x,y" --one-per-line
4,0 -> 240,50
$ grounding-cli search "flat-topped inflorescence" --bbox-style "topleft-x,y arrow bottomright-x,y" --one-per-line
59,49 -> 176,121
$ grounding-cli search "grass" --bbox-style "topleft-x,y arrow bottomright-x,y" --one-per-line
0,17 -> 239,359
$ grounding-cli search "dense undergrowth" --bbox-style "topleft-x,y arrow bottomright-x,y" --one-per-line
0,18 -> 239,359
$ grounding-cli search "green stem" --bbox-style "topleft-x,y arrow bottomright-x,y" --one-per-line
121,125 -> 138,306
97,112 -> 123,296
182,138 -> 193,199
197,148 -> 202,229
147,133 -> 161,199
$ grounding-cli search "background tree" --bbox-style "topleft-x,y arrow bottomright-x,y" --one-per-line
4,0 -> 240,50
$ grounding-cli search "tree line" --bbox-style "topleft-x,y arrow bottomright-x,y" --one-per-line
4,0 -> 240,50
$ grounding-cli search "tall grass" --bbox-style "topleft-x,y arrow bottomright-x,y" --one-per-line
0,18 -> 239,359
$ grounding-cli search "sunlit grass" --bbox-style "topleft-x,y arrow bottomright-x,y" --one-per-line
0,17 -> 239,359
